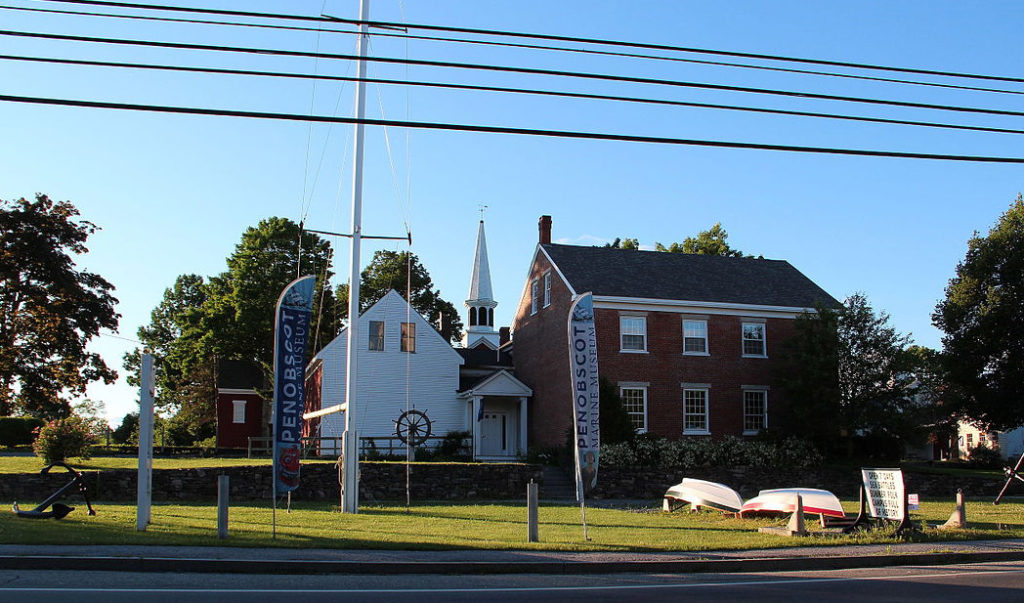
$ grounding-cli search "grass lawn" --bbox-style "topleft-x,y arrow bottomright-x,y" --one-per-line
1,498 -> 1021,552
0,455 -> 343,474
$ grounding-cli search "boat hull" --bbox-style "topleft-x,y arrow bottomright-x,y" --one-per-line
663,478 -> 743,514
739,487 -> 845,518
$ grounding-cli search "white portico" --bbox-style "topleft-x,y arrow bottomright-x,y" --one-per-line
458,369 -> 532,460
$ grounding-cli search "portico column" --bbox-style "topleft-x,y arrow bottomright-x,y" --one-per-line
472,396 -> 482,458
518,396 -> 528,455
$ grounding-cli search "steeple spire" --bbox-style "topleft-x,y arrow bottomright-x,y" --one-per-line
464,218 -> 499,349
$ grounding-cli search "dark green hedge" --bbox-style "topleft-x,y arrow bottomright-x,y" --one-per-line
0,416 -> 45,447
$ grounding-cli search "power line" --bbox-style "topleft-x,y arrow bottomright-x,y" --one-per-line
38,0 -> 1024,85
4,29 -> 1024,120
5,53 -> 1024,137
5,5 -> 1021,97
1,92 -> 1022,163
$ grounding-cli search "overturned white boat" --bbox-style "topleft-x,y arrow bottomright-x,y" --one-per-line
739,488 -> 845,519
663,478 -> 744,513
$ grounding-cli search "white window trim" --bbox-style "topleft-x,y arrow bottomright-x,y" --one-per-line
619,314 -> 648,353
530,279 -> 539,315
543,271 -> 552,308
682,318 -> 710,356
741,320 -> 768,358
682,387 -> 710,435
618,382 -> 649,434
232,399 -> 246,424
741,388 -> 768,435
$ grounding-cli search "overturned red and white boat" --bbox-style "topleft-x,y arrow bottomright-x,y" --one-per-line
739,488 -> 845,518
663,478 -> 744,514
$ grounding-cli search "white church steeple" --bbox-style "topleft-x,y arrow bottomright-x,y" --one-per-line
463,218 -> 499,349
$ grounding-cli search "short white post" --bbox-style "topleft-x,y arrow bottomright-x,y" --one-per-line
527,480 -> 539,542
217,475 -> 230,539
136,353 -> 155,531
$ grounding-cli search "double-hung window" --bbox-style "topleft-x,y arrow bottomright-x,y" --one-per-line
683,319 -> 708,355
620,315 -> 647,352
232,400 -> 246,424
619,384 -> 648,433
368,320 -> 385,351
530,279 -> 539,315
742,389 -> 768,434
400,322 -> 416,353
543,272 -> 551,307
682,387 -> 709,435
742,322 -> 767,357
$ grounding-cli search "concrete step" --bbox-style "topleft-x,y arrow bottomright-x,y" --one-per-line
540,466 -> 576,499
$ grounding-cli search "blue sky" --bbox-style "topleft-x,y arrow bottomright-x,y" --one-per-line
2,0 -> 1021,423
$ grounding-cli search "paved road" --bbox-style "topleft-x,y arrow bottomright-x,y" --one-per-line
2,561 -> 1023,602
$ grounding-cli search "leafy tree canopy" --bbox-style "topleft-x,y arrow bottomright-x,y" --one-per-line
0,194 -> 119,419
933,193 -> 1024,430
656,223 -> 745,257
603,237 -> 640,250
347,250 -> 464,343
778,294 -> 927,453
602,223 -> 748,257
125,218 -> 339,427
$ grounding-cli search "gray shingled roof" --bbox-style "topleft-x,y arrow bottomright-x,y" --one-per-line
543,244 -> 838,309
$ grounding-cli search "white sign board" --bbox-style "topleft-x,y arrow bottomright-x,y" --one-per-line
861,468 -> 906,520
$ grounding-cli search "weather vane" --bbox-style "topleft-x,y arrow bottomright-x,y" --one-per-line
478,203 -> 488,221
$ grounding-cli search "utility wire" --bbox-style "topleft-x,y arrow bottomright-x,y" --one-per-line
4,5 -> 1021,97
1,92 -> 1022,163
38,0 -> 1024,85
4,29 -> 1024,120
4,53 -> 1023,137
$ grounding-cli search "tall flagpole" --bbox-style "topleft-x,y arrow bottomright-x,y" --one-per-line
341,0 -> 369,514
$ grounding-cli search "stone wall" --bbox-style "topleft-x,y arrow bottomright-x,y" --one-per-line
1,462 -> 543,504
592,466 -> 1009,500
2,462 -> 1008,506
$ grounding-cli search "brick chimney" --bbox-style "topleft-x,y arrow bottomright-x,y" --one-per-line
538,215 -> 552,245
499,326 -> 511,346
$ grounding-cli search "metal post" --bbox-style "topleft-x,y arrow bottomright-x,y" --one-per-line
217,475 -> 229,539
136,353 -> 154,531
527,480 -> 539,542
341,0 -> 370,516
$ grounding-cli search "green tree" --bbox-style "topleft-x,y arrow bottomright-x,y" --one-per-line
0,195 -> 119,419
111,411 -> 139,445
603,237 -> 640,250
656,223 -> 745,256
933,193 -> 1024,430
357,250 -> 464,342
778,294 -> 923,455
125,218 -> 339,434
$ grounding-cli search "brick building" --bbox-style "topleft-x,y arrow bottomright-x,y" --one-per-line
512,216 -> 838,448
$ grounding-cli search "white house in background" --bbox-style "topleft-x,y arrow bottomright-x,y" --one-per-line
303,219 -> 532,460
958,420 -> 1024,461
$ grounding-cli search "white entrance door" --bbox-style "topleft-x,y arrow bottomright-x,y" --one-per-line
479,412 -> 510,456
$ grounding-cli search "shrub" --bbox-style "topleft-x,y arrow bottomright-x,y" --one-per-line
967,444 -> 1003,469
0,416 -> 45,447
31,416 -> 96,464
600,435 -> 823,469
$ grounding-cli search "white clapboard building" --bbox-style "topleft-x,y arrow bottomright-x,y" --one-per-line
303,220 -> 531,460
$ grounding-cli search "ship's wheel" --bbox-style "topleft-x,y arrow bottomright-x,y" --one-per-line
394,409 -> 432,446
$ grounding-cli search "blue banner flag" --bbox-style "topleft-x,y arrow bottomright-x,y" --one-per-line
273,275 -> 316,494
567,292 -> 600,497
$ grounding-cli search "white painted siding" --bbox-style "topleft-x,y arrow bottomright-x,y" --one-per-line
313,291 -> 467,446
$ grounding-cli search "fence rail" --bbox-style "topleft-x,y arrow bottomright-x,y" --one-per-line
247,435 -> 471,459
